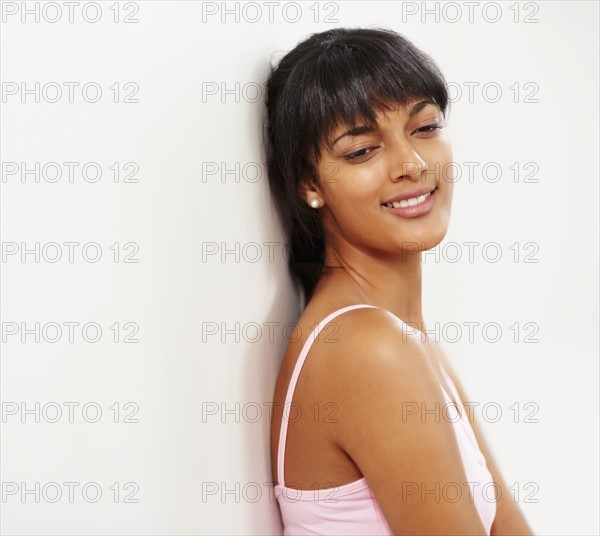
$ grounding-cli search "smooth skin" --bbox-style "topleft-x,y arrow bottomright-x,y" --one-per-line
270,99 -> 534,535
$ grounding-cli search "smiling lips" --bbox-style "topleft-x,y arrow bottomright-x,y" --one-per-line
381,186 -> 436,207
382,191 -> 432,209
381,187 -> 437,217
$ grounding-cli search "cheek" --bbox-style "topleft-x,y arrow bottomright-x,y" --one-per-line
422,137 -> 452,164
326,164 -> 385,205
422,142 -> 453,183
319,160 -> 342,184
441,149 -> 455,195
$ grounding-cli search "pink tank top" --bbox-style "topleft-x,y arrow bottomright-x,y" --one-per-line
274,304 -> 497,535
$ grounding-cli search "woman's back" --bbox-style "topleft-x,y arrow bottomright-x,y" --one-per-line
270,302 -> 496,535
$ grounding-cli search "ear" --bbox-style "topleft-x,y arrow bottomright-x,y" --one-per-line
298,180 -> 324,208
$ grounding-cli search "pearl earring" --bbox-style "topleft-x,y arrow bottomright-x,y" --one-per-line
310,199 -> 320,208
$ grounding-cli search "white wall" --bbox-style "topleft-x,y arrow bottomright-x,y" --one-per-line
1,1 -> 597,534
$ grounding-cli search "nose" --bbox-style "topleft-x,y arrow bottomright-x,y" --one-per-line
387,137 -> 427,183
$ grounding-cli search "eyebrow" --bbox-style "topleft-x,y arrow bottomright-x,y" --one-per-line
329,99 -> 437,149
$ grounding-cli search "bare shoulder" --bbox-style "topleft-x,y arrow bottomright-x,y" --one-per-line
320,306 -> 434,397
318,306 -> 488,534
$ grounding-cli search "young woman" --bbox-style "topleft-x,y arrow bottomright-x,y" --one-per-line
265,28 -> 533,535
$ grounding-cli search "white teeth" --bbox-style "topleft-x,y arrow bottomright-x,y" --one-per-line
385,191 -> 431,209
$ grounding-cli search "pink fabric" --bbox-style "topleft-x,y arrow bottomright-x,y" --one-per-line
274,304 -> 497,535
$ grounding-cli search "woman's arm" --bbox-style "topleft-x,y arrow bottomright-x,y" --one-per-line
436,351 -> 535,535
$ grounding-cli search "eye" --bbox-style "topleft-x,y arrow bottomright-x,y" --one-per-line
344,147 -> 377,161
415,123 -> 444,135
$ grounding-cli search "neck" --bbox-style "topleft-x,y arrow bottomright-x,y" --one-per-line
314,242 -> 425,335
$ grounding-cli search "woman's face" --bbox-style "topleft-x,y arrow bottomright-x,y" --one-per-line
312,98 -> 454,259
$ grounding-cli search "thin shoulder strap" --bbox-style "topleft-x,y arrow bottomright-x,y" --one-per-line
277,304 -> 379,487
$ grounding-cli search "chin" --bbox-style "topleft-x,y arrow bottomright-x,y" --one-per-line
402,222 -> 450,253
418,236 -> 446,252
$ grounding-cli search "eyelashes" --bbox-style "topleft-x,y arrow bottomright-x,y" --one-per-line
344,147 -> 375,161
343,123 -> 444,162
416,123 -> 444,134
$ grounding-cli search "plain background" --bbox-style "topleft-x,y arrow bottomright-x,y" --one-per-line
1,1 -> 598,534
